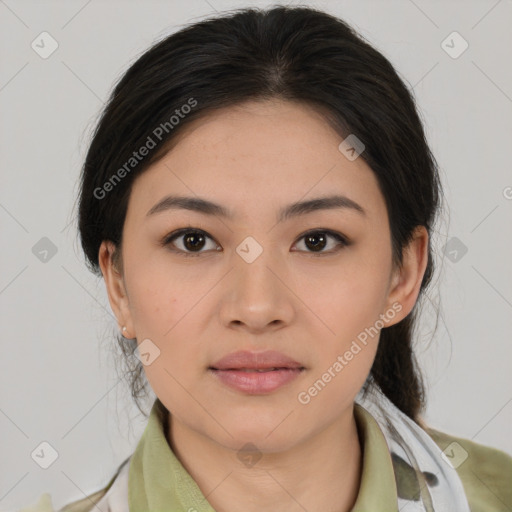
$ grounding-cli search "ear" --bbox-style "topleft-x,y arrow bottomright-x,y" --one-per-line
383,225 -> 429,326
98,240 -> 135,338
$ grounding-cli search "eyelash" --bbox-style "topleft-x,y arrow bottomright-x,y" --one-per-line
160,227 -> 350,258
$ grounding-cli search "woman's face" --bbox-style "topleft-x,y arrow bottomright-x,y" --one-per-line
100,99 -> 425,452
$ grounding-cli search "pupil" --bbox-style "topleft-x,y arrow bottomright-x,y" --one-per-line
184,232 -> 205,251
306,233 -> 326,251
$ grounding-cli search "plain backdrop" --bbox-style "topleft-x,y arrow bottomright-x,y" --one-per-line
1,0 -> 511,509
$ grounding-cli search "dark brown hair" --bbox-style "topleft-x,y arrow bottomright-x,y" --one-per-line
76,5 -> 444,422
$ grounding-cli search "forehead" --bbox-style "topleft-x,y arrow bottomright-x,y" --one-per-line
126,99 -> 387,226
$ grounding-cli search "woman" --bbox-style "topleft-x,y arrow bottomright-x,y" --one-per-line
22,5 -> 511,512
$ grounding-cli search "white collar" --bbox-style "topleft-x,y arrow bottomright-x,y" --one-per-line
94,458 -> 130,511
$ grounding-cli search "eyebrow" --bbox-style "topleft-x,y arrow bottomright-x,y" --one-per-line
146,194 -> 366,222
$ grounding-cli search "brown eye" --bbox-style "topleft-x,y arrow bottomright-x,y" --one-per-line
304,232 -> 328,251
163,229 -> 220,256
162,228 -> 348,257
182,232 -> 206,251
292,230 -> 348,255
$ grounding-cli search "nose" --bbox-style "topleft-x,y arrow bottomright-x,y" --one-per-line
218,248 -> 295,334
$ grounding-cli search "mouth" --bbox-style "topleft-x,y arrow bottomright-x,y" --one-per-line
209,367 -> 305,372
208,366 -> 306,394
210,349 -> 305,371
208,350 -> 306,393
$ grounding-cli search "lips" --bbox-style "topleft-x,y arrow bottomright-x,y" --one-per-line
208,351 -> 305,394
209,350 -> 305,371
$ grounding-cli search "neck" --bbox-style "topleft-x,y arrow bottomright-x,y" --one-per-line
166,405 -> 363,512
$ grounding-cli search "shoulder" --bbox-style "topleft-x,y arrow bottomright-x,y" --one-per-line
425,426 -> 512,511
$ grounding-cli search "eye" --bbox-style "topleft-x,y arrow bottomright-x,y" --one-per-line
161,228 -> 349,257
162,228 -> 220,257
292,229 -> 349,255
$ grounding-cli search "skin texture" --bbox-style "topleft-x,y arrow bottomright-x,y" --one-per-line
99,98 -> 429,512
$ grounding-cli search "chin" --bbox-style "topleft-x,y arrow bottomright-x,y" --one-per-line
214,419 -> 304,452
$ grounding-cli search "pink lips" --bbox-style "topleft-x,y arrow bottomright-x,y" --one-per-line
209,350 -> 305,394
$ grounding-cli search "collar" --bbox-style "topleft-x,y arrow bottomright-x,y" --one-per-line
128,398 -> 399,511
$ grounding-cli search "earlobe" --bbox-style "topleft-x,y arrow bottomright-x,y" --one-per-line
98,240 -> 134,336
384,226 -> 429,326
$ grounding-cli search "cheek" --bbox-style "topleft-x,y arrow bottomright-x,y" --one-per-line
314,291 -> 381,384
305,261 -> 390,337
124,255 -> 195,332
297,280 -> 385,412
299,254 -> 390,381
126,284 -> 204,416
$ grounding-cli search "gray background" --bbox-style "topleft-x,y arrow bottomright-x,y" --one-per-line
1,0 -> 511,509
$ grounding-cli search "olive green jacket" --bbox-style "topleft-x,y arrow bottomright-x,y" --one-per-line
20,399 -> 512,511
